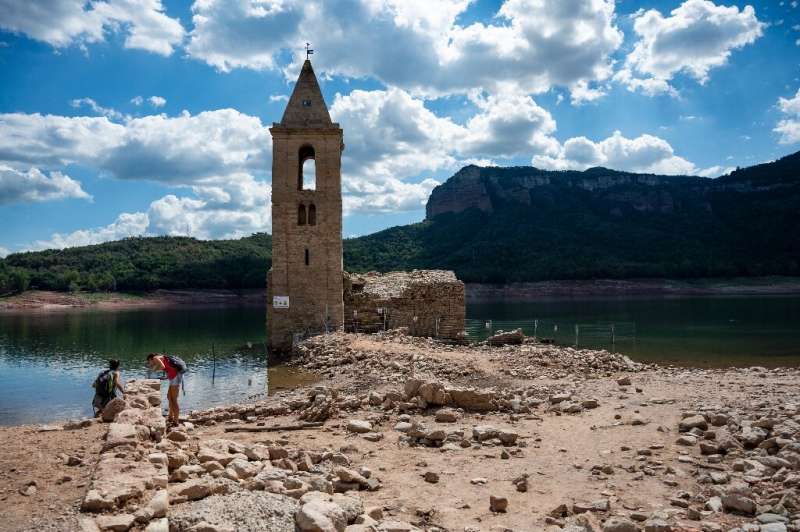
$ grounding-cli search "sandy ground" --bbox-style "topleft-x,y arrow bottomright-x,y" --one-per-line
1,332 -> 798,531
0,420 -> 106,531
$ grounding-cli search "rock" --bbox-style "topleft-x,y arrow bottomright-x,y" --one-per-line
434,409 -> 459,423
676,435 -> 697,446
472,425 -> 499,441
227,458 -> 259,479
331,493 -> 364,524
498,429 -> 518,446
489,495 -> 508,513
173,479 -> 213,501
394,422 -> 412,432
95,513 -> 135,531
643,519 -> 672,532
347,420 -> 372,434
617,376 -> 632,386
759,524 -> 788,532
167,430 -> 189,442
448,388 -> 496,412
487,328 -> 524,345
82,489 -> 115,512
573,499 -> 610,513
336,467 -> 368,487
679,415 -> 707,432
296,500 -> 347,532
512,475 -> 528,493
423,472 -> 439,483
143,519 -> 169,532
418,381 -> 449,405
103,423 -> 138,451
101,398 -> 127,422
146,490 -> 168,519
721,493 -> 757,515
603,517 -> 637,532
79,517 -> 101,532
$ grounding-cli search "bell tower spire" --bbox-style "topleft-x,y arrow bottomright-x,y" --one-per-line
267,57 -> 344,352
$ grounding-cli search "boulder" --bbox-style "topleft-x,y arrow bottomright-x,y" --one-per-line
487,328 -> 524,345
101,399 -> 127,422
296,500 -> 347,532
603,517 -> 638,532
679,415 -> 707,432
95,514 -> 135,531
346,420 -> 372,434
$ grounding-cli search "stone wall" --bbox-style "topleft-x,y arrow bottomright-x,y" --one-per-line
343,270 -> 465,340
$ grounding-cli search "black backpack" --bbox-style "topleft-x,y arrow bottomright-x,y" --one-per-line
165,355 -> 188,374
93,369 -> 115,399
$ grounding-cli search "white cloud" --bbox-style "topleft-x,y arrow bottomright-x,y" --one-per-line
533,130 -> 699,175
0,165 -> 91,205
0,0 -> 185,55
0,109 -> 270,185
775,89 -> 800,144
70,97 -> 126,121
697,165 -> 735,177
0,246 -> 8,258
32,211 -> 150,250
269,94 -> 289,102
619,0 -> 764,95
187,0 -> 623,98
148,96 -> 166,108
131,96 -> 144,106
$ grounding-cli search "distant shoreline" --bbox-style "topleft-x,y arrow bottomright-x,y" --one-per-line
2,277 -> 800,312
466,276 -> 800,301
0,288 -> 265,313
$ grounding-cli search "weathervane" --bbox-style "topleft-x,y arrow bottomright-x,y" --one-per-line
305,42 -> 314,60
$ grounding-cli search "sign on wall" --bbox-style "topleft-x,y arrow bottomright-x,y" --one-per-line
273,296 -> 289,309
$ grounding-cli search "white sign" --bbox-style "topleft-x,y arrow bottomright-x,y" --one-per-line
273,296 -> 289,309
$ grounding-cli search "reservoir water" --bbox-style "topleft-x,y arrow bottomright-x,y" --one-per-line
1,295 -> 799,425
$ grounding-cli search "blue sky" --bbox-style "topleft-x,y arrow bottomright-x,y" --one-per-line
0,0 -> 799,256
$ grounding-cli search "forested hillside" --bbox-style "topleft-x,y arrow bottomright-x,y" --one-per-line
2,151 -> 800,293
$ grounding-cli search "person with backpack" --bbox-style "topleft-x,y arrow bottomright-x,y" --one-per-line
146,353 -> 187,427
92,359 -> 124,416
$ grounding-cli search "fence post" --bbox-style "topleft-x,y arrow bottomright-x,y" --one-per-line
435,317 -> 440,338
211,343 -> 216,384
534,319 -> 538,339
574,324 -> 579,348
611,324 -> 615,353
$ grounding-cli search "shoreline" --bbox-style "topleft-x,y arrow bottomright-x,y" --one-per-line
2,277 -> 800,313
2,332 -> 798,531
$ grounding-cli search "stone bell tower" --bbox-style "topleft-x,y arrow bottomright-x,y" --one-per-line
267,59 -> 344,352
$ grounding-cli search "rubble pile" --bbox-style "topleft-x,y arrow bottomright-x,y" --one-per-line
343,270 -> 465,340
79,379 -> 169,532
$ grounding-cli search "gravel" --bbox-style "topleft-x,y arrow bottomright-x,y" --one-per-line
170,491 -> 298,532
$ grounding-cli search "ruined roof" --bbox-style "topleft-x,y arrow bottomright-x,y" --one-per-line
279,60 -> 335,128
347,270 -> 461,300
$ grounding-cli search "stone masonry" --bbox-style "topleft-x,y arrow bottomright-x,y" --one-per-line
343,270 -> 466,341
267,59 -> 345,352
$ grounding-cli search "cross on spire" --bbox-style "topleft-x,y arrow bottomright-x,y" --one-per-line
305,42 -> 314,60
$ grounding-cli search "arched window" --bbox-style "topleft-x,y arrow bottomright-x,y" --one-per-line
308,203 -> 317,226
297,204 -> 306,225
298,145 -> 316,190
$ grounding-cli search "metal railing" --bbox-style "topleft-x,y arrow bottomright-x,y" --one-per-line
464,318 -> 636,352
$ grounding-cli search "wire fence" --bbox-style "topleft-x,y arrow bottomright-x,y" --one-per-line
465,318 -> 636,353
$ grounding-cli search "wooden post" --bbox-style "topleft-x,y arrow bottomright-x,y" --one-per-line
211,343 -> 216,384
534,319 -> 538,339
574,324 -> 579,348
611,324 -> 615,353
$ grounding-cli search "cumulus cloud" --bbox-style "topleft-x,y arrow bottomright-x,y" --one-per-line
619,0 -> 764,95
775,88 -> 800,144
0,246 -> 9,258
533,131 -> 699,175
0,109 -> 270,185
148,96 -> 166,108
0,0 -> 185,55
0,165 -> 91,205
187,0 -> 623,99
70,97 -> 126,121
32,211 -> 150,250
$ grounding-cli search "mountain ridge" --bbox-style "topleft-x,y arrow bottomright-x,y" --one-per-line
2,151 -> 799,292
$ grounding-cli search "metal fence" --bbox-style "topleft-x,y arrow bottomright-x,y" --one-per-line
465,318 -> 636,353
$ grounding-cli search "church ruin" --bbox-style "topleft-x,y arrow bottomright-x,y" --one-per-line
267,59 -> 464,352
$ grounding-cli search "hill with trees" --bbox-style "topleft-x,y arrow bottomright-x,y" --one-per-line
2,151 -> 799,293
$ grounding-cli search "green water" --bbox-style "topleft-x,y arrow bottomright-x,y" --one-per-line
1,295 -> 798,425
0,307 -> 315,425
468,295 -> 800,367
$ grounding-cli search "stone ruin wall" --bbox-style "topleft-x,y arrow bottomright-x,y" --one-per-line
342,270 -> 465,341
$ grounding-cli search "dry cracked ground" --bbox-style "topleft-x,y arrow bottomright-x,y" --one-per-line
1,331 -> 798,532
